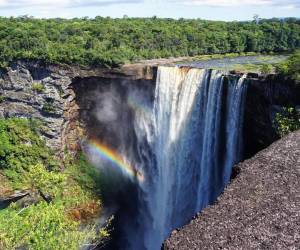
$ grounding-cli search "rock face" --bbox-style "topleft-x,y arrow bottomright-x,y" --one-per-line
244,75 -> 300,158
0,61 -> 72,151
164,129 -> 300,250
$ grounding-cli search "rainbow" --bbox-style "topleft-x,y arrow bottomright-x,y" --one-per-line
88,139 -> 144,183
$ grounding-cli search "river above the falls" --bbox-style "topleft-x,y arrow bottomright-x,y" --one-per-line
179,54 -> 288,71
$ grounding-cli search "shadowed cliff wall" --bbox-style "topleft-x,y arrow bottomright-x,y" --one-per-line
244,75 -> 300,158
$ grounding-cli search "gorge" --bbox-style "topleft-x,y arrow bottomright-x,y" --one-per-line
65,64 -> 299,249
0,60 -> 299,250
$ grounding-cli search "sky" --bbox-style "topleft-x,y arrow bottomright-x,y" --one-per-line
0,0 -> 299,21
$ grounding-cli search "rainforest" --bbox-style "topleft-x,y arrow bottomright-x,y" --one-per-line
0,17 -> 300,67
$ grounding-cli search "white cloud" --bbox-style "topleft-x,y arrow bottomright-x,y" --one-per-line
172,0 -> 300,8
0,0 -> 142,9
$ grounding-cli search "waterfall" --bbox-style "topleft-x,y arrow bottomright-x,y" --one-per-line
90,66 -> 248,250
127,66 -> 248,250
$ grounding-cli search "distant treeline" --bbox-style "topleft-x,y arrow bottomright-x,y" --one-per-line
0,16 -> 300,67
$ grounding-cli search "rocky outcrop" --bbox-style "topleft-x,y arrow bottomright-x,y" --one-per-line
0,61 -> 72,151
164,129 -> 300,249
0,191 -> 30,209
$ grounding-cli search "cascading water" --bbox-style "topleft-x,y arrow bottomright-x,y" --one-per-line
133,66 -> 247,250
85,66 -> 247,250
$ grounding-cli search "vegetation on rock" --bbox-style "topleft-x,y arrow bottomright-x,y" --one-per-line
0,17 -> 299,67
31,83 -> 45,93
0,118 -> 107,250
260,64 -> 273,74
274,107 -> 300,137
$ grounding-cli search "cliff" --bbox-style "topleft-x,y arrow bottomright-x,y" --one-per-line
0,60 -> 298,160
244,74 -> 300,158
0,61 -> 156,155
164,129 -> 300,249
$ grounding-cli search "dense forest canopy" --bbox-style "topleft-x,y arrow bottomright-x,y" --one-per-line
0,16 -> 300,67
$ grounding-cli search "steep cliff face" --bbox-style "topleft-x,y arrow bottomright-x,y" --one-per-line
0,61 -> 156,156
244,75 -> 300,158
0,61 -> 72,152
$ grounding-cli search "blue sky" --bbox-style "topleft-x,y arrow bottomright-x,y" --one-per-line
0,0 -> 299,21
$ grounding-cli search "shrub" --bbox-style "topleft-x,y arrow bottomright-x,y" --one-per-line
32,83 -> 45,93
276,51 -> 300,80
42,102 -> 57,114
0,95 -> 5,103
274,107 -> 300,137
24,164 -> 67,197
0,118 -> 59,182
66,154 -> 102,194
260,64 -> 273,74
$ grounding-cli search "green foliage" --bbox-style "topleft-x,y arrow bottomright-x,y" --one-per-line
0,202 -> 96,250
0,17 -> 299,67
24,164 -> 67,197
276,51 -> 300,80
260,64 -> 273,74
31,83 -> 45,93
42,102 -> 57,114
66,154 -> 102,194
274,107 -> 300,137
0,95 -> 5,103
0,118 -> 58,188
0,118 -> 107,249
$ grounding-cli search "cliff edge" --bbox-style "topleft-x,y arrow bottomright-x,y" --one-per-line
164,130 -> 300,249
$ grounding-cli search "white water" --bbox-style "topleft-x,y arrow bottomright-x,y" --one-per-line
121,66 -> 247,250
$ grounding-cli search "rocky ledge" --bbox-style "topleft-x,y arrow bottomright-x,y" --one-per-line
164,130 -> 300,249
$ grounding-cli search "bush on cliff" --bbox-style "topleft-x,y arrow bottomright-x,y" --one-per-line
275,107 -> 300,137
0,118 -> 58,188
260,64 -> 273,74
0,202 -> 96,250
